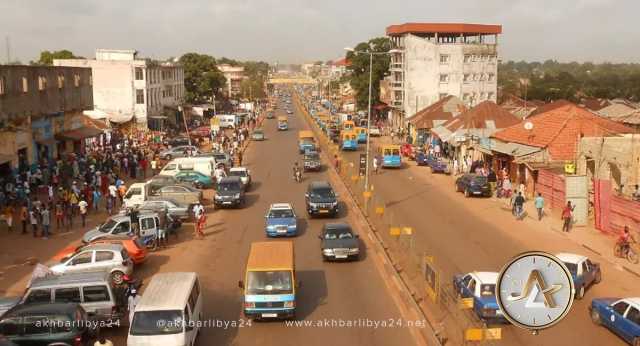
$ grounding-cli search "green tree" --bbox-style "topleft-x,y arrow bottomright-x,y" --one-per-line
34,50 -> 81,65
179,53 -> 226,103
346,37 -> 391,111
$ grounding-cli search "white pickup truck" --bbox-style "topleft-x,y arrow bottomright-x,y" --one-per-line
123,180 -> 202,209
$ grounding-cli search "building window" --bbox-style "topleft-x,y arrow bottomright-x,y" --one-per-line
37,76 -> 47,91
463,74 -> 471,83
21,77 -> 28,93
464,55 -> 471,63
488,92 -> 495,100
0,77 -> 5,95
488,73 -> 495,82
135,67 -> 143,81
439,74 -> 449,83
136,89 -> 144,104
439,54 -> 450,64
89,75 -> 92,86
57,74 -> 65,89
74,74 -> 80,87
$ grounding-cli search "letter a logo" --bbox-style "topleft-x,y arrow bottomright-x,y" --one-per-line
507,270 -> 562,308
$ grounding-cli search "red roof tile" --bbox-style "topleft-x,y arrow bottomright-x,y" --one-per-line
493,103 -> 636,161
407,96 -> 466,129
442,101 -> 519,131
527,99 -> 574,117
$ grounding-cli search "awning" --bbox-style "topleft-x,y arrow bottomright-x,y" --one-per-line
83,110 -> 108,120
431,126 -> 454,142
490,141 -> 541,157
55,127 -> 103,141
35,138 -> 58,146
108,113 -> 134,123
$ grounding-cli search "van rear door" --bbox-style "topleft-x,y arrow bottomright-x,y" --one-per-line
139,215 -> 157,239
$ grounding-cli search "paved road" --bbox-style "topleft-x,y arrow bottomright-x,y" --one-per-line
101,101 -> 420,345
330,125 -> 634,344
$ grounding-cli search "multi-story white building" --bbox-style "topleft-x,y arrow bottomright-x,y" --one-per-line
218,64 -> 245,98
386,23 -> 502,127
53,49 -> 185,129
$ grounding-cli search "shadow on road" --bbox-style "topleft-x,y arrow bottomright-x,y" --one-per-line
295,270 -> 327,320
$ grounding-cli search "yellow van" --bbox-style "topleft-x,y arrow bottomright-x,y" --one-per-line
239,242 -> 297,320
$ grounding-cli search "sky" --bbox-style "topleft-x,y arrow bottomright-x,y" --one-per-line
1,0 -> 638,64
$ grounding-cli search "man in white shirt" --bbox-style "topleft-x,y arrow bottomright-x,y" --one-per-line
78,199 -> 88,227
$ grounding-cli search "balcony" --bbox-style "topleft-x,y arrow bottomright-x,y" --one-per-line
389,62 -> 403,71
392,100 -> 403,108
391,81 -> 403,90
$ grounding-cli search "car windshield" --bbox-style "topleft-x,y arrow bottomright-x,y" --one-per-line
563,262 -> 578,275
219,182 -> 241,192
98,219 -> 117,233
384,149 -> 400,156
269,209 -> 294,218
472,176 -> 488,184
480,284 -> 496,296
213,154 -> 227,161
304,154 -> 319,160
246,270 -> 293,295
130,310 -> 183,336
324,228 -> 353,240
229,171 -> 247,177
311,188 -> 334,199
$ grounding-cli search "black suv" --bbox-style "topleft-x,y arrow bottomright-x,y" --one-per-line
305,181 -> 339,217
0,303 -> 95,345
215,176 -> 245,208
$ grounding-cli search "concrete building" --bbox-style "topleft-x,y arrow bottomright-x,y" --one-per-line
0,65 -> 94,172
386,23 -> 502,128
218,64 -> 245,98
54,49 -> 185,129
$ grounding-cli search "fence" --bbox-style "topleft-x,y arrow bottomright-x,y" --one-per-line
294,94 -> 503,345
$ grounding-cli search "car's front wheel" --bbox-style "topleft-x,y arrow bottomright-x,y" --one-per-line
111,271 -> 125,285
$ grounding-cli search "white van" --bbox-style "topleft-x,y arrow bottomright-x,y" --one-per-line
128,272 -> 202,346
217,114 -> 237,129
160,157 -> 215,177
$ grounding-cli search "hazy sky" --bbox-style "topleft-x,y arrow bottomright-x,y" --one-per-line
1,0 -> 638,64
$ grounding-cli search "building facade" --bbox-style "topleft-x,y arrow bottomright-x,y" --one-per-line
54,49 -> 185,129
386,23 -> 502,128
0,65 -> 94,172
218,64 -> 245,98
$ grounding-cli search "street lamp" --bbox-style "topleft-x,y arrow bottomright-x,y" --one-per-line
344,47 -> 400,192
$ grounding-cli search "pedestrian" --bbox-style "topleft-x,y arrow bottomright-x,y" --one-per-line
237,151 -> 243,166
55,201 -> 64,230
29,207 -> 39,237
514,191 -> 525,220
3,204 -> 13,233
65,202 -> 73,229
78,198 -> 88,227
20,204 -> 28,234
106,195 -> 114,215
41,205 -> 50,239
487,169 -> 497,195
150,157 -> 158,176
373,156 -> 379,174
561,201 -> 575,232
128,289 -> 141,325
334,155 -> 341,173
93,188 -> 102,211
534,193 -> 545,221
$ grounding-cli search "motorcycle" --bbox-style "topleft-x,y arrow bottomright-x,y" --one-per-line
294,169 -> 302,183
614,240 -> 639,264
497,187 -> 512,199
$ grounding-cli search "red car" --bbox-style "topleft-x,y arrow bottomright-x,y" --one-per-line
191,126 -> 211,138
53,237 -> 148,265
400,143 -> 416,160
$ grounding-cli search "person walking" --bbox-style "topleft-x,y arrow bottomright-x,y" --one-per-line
41,205 -> 50,239
29,207 -> 39,237
20,204 -> 28,234
237,151 -> 243,166
92,188 -> 102,211
562,201 -> 575,232
128,289 -> 141,325
373,155 -> 379,174
534,193 -> 545,221
3,205 -> 13,233
55,201 -> 64,230
78,198 -> 88,227
514,192 -> 525,220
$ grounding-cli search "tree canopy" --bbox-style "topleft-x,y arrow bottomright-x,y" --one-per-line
179,53 -> 226,104
33,50 -> 81,65
345,37 -> 391,111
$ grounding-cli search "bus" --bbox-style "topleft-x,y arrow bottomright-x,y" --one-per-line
380,144 -> 402,168
298,130 -> 316,153
341,131 -> 358,151
342,120 -> 355,132
239,242 -> 297,320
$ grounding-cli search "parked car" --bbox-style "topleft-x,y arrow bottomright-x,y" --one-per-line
166,136 -> 191,147
453,271 -> 506,323
146,175 -> 180,195
590,297 -> 640,345
209,152 -> 233,169
264,203 -> 297,237
369,127 -> 381,137
175,170 -> 214,189
18,272 -> 125,324
54,237 -> 148,265
159,146 -> 200,160
416,152 -> 429,166
214,176 -> 245,208
229,167 -> 252,190
138,198 -> 190,220
49,243 -> 133,284
252,129 -> 266,141
455,174 -> 491,197
305,181 -> 339,217
556,253 -> 602,299
156,185 -> 202,206
303,151 -> 322,172
318,223 -> 360,261
0,303 -> 95,345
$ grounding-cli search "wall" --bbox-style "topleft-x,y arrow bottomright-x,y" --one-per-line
402,34 -> 498,119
